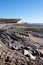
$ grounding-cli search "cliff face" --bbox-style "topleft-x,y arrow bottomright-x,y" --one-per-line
0,24 -> 43,65
17,19 -> 24,24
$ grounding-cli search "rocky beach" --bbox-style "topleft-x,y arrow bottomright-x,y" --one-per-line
0,23 -> 43,65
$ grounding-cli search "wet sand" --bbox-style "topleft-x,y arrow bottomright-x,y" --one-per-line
29,34 -> 43,45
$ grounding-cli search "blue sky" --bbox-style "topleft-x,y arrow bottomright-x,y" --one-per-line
0,0 -> 43,23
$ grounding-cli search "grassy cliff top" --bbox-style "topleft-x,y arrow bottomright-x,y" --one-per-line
0,18 -> 21,23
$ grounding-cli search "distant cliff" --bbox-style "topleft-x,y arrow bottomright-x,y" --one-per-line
0,18 -> 20,23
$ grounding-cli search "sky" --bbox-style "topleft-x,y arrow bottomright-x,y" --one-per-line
0,0 -> 43,23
